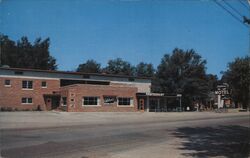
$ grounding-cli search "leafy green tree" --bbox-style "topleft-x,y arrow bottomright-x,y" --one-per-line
103,58 -> 135,76
0,34 -> 57,70
222,57 -> 250,109
135,62 -> 155,77
0,34 -> 18,67
76,59 -> 101,73
206,74 -> 218,91
156,48 -> 209,108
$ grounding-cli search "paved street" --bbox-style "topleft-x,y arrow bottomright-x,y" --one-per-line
0,112 -> 250,158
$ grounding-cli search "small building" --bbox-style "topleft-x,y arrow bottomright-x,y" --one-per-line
0,67 -> 155,112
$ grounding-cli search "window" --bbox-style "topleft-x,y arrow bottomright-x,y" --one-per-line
41,81 -> 47,88
22,80 -> 33,89
82,74 -> 90,79
118,97 -> 133,106
104,96 -> 116,104
15,71 -> 23,75
83,97 -> 99,106
21,97 -> 33,104
128,77 -> 135,82
4,80 -> 11,87
62,97 -> 67,106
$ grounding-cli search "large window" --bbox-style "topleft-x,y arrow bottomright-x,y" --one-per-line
21,97 -> 33,104
22,80 -> 33,89
62,97 -> 67,106
83,97 -> 99,106
4,80 -> 11,87
118,97 -> 133,106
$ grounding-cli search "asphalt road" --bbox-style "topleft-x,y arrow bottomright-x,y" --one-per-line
0,113 -> 250,158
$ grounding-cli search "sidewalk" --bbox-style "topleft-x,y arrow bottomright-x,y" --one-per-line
0,111 -> 249,130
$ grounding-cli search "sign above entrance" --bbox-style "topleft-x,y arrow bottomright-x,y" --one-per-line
145,92 -> 164,96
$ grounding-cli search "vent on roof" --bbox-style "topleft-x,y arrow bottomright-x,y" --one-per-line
14,71 -> 23,75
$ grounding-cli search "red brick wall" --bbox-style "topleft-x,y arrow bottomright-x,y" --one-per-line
60,84 -> 138,112
0,77 -> 139,112
0,77 -> 60,110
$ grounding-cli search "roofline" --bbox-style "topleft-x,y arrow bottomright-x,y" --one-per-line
0,67 -> 152,80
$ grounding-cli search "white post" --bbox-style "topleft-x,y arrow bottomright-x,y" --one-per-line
146,96 -> 149,112
218,94 -> 222,108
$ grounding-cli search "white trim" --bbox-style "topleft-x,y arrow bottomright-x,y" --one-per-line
83,104 -> 101,107
21,103 -> 33,105
0,75 -> 110,82
117,105 -> 134,107
0,75 -> 60,80
22,88 -> 34,90
4,85 -> 11,87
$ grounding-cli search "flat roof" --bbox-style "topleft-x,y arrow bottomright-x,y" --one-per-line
0,67 -> 151,80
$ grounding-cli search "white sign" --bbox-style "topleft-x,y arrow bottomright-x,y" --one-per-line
104,96 -> 116,104
215,90 -> 229,95
177,94 -> 182,97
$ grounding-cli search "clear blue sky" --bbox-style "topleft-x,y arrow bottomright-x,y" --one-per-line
1,0 -> 249,78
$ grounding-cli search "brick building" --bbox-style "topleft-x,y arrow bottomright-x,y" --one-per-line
0,67 -> 156,112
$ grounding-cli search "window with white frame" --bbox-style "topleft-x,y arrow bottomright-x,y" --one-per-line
41,81 -> 47,88
21,97 -> 33,104
83,97 -> 100,106
118,97 -> 133,106
4,79 -> 11,86
22,80 -> 33,89
62,97 -> 67,106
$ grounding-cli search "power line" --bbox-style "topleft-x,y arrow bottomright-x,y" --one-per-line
222,0 -> 244,17
238,0 -> 249,10
213,0 -> 248,28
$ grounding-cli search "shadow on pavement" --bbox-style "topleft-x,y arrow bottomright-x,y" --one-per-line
173,125 -> 250,158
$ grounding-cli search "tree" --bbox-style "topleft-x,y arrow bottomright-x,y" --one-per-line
135,62 -> 155,77
222,57 -> 250,109
206,74 -> 218,91
156,48 -> 209,109
76,59 -> 101,73
0,34 -> 57,70
103,58 -> 135,76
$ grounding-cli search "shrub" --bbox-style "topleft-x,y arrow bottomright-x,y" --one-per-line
6,107 -> 13,111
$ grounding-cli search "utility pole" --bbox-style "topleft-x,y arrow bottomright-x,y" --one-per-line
0,46 -> 1,66
246,0 -> 250,111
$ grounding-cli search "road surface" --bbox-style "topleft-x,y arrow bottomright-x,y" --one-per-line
0,112 -> 249,158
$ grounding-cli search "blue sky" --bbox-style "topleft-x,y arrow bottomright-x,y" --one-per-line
1,0 -> 249,78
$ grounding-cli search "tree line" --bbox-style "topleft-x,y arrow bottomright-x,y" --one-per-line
0,34 -> 249,109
